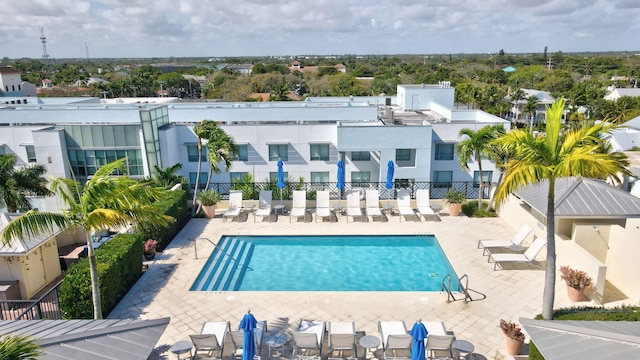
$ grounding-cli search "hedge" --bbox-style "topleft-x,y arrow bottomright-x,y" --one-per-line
138,189 -> 190,251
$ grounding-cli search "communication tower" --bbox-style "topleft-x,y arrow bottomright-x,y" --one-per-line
40,26 -> 50,60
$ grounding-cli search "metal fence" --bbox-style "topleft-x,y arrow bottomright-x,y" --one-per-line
0,281 -> 62,320
199,181 -> 493,201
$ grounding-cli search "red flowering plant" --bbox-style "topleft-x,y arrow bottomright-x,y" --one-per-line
143,239 -> 158,255
560,265 -> 592,290
500,319 -> 525,342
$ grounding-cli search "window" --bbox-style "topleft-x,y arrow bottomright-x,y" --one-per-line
395,149 -> 416,167
435,143 -> 454,160
351,171 -> 370,186
25,145 -> 36,163
270,172 -> 288,182
234,145 -> 248,161
311,172 -> 330,184
0,145 -> 5,155
187,145 -> 206,162
351,151 -> 370,161
310,144 -> 329,161
230,172 -> 248,182
269,144 -> 288,161
473,171 -> 493,188
433,171 -> 453,188
189,172 -> 207,184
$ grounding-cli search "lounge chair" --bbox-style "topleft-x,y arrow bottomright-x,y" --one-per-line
223,191 -> 243,223
346,190 -> 363,223
422,321 -> 447,336
315,190 -> 333,223
230,320 -> 267,360
292,320 -> 325,360
366,190 -> 384,222
425,335 -> 455,359
253,190 -> 273,222
192,321 -> 230,359
328,321 -> 357,360
488,236 -> 547,270
396,189 -> 416,222
477,224 -> 533,255
378,321 -> 412,360
290,190 -> 309,222
416,189 -> 436,221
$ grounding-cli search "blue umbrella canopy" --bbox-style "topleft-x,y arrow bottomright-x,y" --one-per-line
385,160 -> 395,189
276,159 -> 286,189
240,311 -> 258,360
409,321 -> 428,360
337,160 -> 345,189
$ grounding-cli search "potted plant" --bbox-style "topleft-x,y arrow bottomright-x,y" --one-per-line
196,189 -> 221,218
500,319 -> 525,355
560,265 -> 592,301
443,187 -> 466,216
143,238 -> 157,261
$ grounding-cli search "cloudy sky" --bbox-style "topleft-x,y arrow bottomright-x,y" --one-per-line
1,0 -> 639,59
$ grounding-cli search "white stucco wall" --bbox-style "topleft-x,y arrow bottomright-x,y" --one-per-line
606,218 -> 640,303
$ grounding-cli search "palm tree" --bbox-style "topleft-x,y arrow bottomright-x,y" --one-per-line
455,125 -> 506,209
0,154 -> 51,213
0,333 -> 40,360
510,89 -> 525,122
524,96 -> 540,132
0,159 -> 173,319
493,99 -> 629,320
153,163 -> 187,189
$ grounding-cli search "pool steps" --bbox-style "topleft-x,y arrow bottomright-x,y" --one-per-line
190,237 -> 254,291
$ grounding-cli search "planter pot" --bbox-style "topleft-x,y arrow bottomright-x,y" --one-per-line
143,253 -> 155,261
448,203 -> 462,216
202,205 -> 217,219
566,285 -> 585,302
504,336 -> 524,356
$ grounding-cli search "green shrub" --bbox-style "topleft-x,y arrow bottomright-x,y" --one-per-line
138,189 -> 190,250
461,201 -> 479,216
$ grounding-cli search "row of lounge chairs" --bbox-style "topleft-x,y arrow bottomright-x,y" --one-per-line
189,320 -> 454,360
222,189 -> 439,223
477,224 -> 548,270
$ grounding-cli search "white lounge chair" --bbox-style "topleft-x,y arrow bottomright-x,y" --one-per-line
422,321 -> 447,336
293,320 -> 325,360
230,320 -> 267,360
253,190 -> 273,222
488,236 -> 547,270
416,189 -> 436,221
425,334 -> 455,359
223,191 -> 243,222
396,189 -> 416,222
366,190 -> 384,222
346,190 -> 363,223
477,224 -> 533,255
315,190 -> 333,223
328,321 -> 357,360
378,321 -> 411,360
193,321 -> 230,359
290,190 -> 309,222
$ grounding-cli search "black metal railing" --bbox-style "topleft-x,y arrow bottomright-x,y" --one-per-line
0,281 -> 63,320
195,181 -> 493,201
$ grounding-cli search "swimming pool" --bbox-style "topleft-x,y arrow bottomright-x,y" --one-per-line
190,235 -> 459,291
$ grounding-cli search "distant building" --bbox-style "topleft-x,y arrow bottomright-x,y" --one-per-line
604,87 -> 640,101
0,66 -> 36,98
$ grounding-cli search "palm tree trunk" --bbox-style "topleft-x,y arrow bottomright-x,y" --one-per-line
488,171 -> 504,210
542,179 -> 557,320
477,154 -> 484,209
85,233 -> 103,319
192,140 -> 202,215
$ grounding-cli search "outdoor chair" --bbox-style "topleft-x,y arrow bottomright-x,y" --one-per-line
477,224 -> 533,255
396,189 -> 417,222
488,236 -> 547,270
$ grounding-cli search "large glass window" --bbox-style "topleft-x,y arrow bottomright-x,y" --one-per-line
311,171 -> 330,184
270,172 -> 288,182
187,145 -> 206,162
351,151 -> 370,161
435,143 -> 454,160
25,145 -> 36,163
433,171 -> 453,188
235,145 -> 248,161
230,172 -> 248,182
395,149 -> 416,167
351,171 -> 370,186
189,172 -> 207,184
67,149 -> 142,177
473,171 -> 493,188
269,144 -> 288,161
310,144 -> 329,161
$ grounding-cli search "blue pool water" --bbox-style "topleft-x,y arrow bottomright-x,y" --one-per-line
190,235 -> 459,291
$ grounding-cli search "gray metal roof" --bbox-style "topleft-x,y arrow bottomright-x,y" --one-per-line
0,317 -> 169,360
520,318 -> 640,359
0,213 -> 61,255
514,177 -> 640,218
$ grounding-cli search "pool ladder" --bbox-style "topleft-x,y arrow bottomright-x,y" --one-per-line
194,237 -> 253,271
441,274 -> 486,303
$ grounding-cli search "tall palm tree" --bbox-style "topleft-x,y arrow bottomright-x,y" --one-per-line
510,88 -> 525,122
0,159 -> 173,319
456,125 -> 506,209
493,99 -> 629,320
0,154 -> 51,213
0,333 -> 40,360
524,96 -> 540,132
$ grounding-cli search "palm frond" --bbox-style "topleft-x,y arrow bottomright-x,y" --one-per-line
0,211 -> 73,246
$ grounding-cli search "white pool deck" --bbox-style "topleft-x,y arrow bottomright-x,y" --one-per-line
109,210 -> 632,360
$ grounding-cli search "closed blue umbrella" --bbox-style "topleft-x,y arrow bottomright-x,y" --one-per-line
240,311 -> 257,360
277,159 -> 285,202
337,160 -> 345,204
385,160 -> 394,189
410,320 -> 428,360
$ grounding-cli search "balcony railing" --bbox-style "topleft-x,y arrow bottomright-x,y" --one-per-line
0,281 -> 62,320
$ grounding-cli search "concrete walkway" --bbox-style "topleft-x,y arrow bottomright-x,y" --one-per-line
109,210 -> 626,359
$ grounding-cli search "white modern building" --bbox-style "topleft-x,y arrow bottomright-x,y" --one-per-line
0,66 -> 37,100
0,83 -> 509,209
